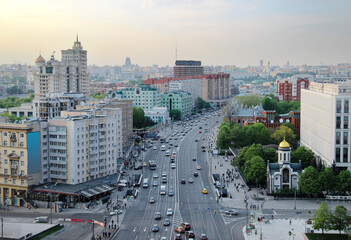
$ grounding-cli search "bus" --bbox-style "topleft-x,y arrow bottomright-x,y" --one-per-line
149,160 -> 157,170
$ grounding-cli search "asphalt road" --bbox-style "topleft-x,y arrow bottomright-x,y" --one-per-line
115,111 -> 242,240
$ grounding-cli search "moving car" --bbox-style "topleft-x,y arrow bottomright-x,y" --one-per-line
163,219 -> 170,226
171,163 -> 176,169
194,172 -> 198,177
175,226 -> 185,233
225,209 -> 238,216
196,165 -> 201,170
180,222 -> 191,231
109,210 -> 122,216
151,224 -> 159,232
202,188 -> 208,194
162,172 -> 167,177
153,146 -> 157,150
149,197 -> 155,203
162,177 -> 167,183
192,158 -> 196,161
175,234 -> 182,239
181,179 -> 186,184
188,178 -> 194,183
154,212 -> 161,220
186,231 -> 195,238
200,234 -> 208,240
168,189 -> 174,196
153,172 -> 158,178
166,208 -> 173,216
166,151 -> 170,156
153,181 -> 158,187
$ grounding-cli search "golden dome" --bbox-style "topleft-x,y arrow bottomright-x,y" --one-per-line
279,137 -> 290,148
35,54 -> 46,64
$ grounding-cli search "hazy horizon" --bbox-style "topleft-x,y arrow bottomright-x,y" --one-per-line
1,0 -> 350,67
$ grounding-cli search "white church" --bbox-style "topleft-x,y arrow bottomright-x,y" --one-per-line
267,138 -> 302,194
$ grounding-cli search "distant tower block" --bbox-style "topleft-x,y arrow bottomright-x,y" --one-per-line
125,57 -> 131,67
260,59 -> 263,68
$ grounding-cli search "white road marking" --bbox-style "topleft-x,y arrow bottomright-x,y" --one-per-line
133,227 -> 136,232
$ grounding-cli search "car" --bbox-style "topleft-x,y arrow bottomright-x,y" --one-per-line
175,226 -> 185,233
180,222 -> 191,231
161,237 -> 167,240
200,234 -> 208,240
109,209 -> 122,215
202,188 -> 208,194
162,172 -> 167,177
202,148 -> 206,152
152,224 -> 159,232
181,179 -> 186,184
134,164 -> 142,170
171,155 -> 176,161
175,234 -> 182,239
153,172 -> 158,178
166,151 -> 170,156
224,209 -> 238,216
188,178 -> 194,183
199,131 -> 202,133
149,197 -> 155,203
175,144 -> 178,147
153,146 -> 157,150
153,181 -> 158,187
172,151 -> 177,155
162,177 -> 167,183
154,212 -> 161,220
194,172 -> 198,177
195,139 -> 198,142
186,231 -> 195,238
168,189 -> 174,196
171,163 -> 176,169
163,218 -> 171,226
143,162 -> 147,167
166,208 -> 173,216
192,158 -> 196,161
196,165 -> 201,170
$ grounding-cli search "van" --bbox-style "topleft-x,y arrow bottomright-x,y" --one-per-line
143,178 -> 149,188
35,216 -> 49,223
161,145 -> 166,151
160,185 -> 166,195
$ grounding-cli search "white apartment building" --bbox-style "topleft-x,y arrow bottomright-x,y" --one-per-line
169,79 -> 202,106
41,108 -> 122,184
301,82 -> 351,170
34,36 -> 89,99
145,107 -> 170,124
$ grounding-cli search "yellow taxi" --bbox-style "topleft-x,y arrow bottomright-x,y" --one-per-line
202,188 -> 208,194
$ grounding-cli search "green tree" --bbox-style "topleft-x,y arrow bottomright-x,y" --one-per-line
236,144 -> 264,169
263,148 -> 278,163
299,166 -> 320,195
245,123 -> 272,145
332,205 -> 350,235
244,156 -> 266,186
272,125 -> 297,148
313,202 -> 333,235
133,107 -> 145,129
291,146 -> 316,169
170,109 -> 181,121
336,170 -> 351,195
143,116 -> 156,128
234,94 -> 261,107
319,168 -> 335,195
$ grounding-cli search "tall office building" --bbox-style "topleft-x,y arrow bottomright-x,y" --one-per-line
301,82 -> 351,170
34,36 -> 89,99
173,60 -> 203,78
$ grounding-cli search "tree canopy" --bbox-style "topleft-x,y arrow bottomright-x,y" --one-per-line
313,202 -> 333,235
244,156 -> 266,186
272,125 -> 297,148
195,97 -> 211,110
170,109 -> 181,121
0,95 -> 34,109
234,94 -> 261,107
291,146 -> 316,169
299,166 -> 320,195
332,205 -> 350,235
262,95 -> 300,114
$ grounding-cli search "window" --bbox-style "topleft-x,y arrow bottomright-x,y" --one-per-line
344,116 -> 349,129
21,161 -> 24,166
21,180 -> 24,186
337,100 -> 342,113
336,116 -> 341,129
20,133 -> 24,138
3,141 -> 7,146
344,148 -> 349,163
336,132 -> 341,144
345,100 -> 349,113
4,169 -> 8,174
13,179 -> 16,185
336,147 -> 341,162
20,142 -> 24,147
3,132 -> 7,137
344,132 -> 349,145
4,159 -> 7,164
4,178 -> 7,184
4,150 -> 7,155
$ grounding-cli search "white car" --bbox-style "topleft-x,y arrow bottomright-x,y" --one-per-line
171,163 -> 176,169
153,172 -> 159,178
166,208 -> 173,216
153,146 -> 157,150
165,151 -> 170,156
110,209 -> 122,216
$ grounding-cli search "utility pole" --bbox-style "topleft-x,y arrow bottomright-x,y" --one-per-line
117,194 -> 119,228
1,217 -> 3,239
294,188 -> 296,210
91,220 -> 95,240
245,195 -> 248,234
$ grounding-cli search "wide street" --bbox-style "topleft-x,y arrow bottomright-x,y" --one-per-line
114,111 -> 244,240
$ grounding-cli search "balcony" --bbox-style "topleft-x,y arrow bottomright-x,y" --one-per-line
49,167 -> 67,172
49,159 -> 67,165
50,173 -> 67,179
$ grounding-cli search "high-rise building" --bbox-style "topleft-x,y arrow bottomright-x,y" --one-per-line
41,108 -> 123,184
0,120 -> 42,207
125,57 -> 131,67
301,82 -> 351,170
260,60 -> 263,68
34,36 -> 89,99
276,75 -> 310,101
161,91 -> 192,119
173,60 -> 203,78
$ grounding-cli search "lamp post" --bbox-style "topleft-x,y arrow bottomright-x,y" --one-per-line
44,183 -> 57,224
245,193 -> 249,234
294,188 -> 296,210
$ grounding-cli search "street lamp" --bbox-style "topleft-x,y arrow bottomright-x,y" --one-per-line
44,183 -> 57,224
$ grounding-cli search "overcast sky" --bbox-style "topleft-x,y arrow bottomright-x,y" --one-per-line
1,0 -> 350,67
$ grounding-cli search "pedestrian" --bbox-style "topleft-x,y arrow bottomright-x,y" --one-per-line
114,224 -> 117,229
108,224 -> 111,229
272,215 -> 274,219
108,232 -> 111,237
289,219 -> 292,225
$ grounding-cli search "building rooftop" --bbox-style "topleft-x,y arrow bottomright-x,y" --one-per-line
175,60 -> 201,66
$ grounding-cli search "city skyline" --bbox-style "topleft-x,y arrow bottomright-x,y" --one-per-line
1,0 -> 351,67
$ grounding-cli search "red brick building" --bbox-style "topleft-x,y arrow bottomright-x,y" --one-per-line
276,78 -> 309,101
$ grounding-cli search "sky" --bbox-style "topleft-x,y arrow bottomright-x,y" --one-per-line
1,0 -> 351,67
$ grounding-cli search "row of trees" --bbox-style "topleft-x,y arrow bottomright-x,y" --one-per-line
195,97 -> 211,110
262,94 -> 300,114
313,202 -> 350,235
133,107 -> 157,129
299,167 -> 351,196
236,143 -> 316,186
0,94 -> 34,109
92,92 -> 107,99
217,121 -> 298,149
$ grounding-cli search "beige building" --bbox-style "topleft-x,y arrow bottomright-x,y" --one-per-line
301,82 -> 351,170
200,73 -> 231,106
76,99 -> 133,148
0,120 -> 42,207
